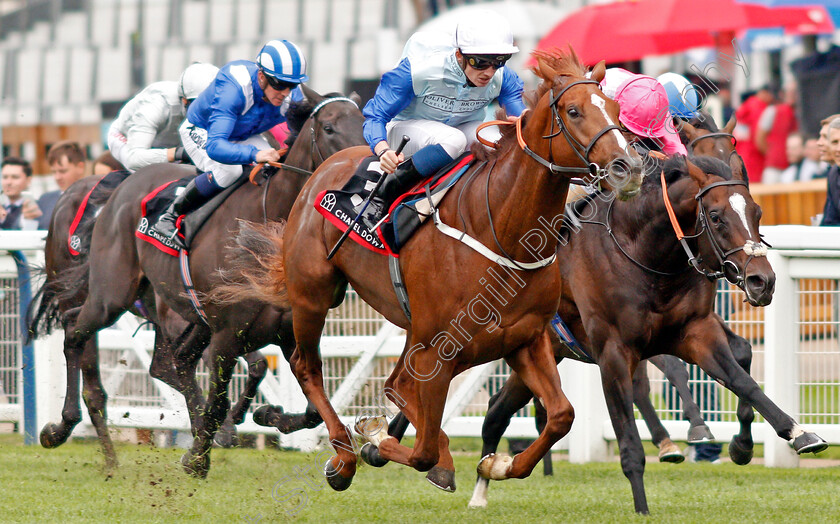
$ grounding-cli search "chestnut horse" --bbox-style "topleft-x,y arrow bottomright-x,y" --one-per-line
255,48 -> 645,492
468,153 -> 827,514
34,87 -> 364,474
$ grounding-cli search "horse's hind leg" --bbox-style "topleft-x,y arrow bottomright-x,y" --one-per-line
477,332 -> 574,483
635,357 -> 683,463
655,354 -> 713,443
469,371 -> 535,508
40,318 -> 88,449
79,337 -> 118,471
215,350 -> 268,448
718,316 -> 756,465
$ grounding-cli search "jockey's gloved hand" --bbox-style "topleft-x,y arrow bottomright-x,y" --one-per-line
173,146 -> 192,164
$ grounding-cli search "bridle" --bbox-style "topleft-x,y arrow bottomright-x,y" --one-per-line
309,96 -> 359,166
519,79 -> 622,182
686,131 -> 737,154
661,171 -> 768,287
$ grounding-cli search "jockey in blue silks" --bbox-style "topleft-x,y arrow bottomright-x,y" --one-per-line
361,9 -> 526,227
155,39 -> 308,248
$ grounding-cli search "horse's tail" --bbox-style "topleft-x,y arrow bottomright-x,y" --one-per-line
25,269 -> 63,343
207,220 -> 289,308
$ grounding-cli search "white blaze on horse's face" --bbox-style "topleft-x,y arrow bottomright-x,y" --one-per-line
590,94 -> 627,150
728,193 -> 755,239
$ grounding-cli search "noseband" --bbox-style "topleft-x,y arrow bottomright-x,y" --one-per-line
662,172 -> 768,287
309,96 -> 360,165
519,79 -> 621,181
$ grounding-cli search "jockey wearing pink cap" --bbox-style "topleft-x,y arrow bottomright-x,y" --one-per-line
600,69 -> 687,157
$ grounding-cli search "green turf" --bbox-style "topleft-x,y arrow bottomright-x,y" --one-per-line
0,434 -> 837,523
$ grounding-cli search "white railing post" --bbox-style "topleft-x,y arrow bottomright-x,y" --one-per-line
560,359 -> 610,462
763,249 -> 799,467
276,354 -> 319,452
33,333 -> 66,439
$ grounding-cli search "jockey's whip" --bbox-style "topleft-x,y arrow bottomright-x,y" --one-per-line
326,135 -> 409,260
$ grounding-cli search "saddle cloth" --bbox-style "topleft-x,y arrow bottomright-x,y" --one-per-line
135,171 -> 248,256
67,169 -> 131,256
314,153 -> 474,255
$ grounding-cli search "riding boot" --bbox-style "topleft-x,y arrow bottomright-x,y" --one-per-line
154,179 -> 211,249
362,158 -> 427,231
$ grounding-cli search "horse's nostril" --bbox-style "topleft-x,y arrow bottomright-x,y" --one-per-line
746,275 -> 766,294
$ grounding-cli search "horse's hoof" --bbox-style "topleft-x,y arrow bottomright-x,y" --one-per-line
791,432 -> 828,455
324,458 -> 353,491
687,424 -> 715,443
181,451 -> 210,479
728,436 -> 754,465
426,466 -> 456,492
360,442 -> 389,468
39,423 -> 68,448
252,405 -> 282,427
213,429 -> 238,448
477,453 -> 513,481
657,439 -> 685,463
354,415 -> 388,446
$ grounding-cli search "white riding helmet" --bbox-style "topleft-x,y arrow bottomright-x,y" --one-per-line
179,62 -> 220,100
455,9 -> 519,55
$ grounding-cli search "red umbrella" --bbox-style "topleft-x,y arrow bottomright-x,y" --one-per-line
535,0 -> 833,65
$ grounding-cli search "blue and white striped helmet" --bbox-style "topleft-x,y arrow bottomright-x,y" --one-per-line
257,39 -> 309,83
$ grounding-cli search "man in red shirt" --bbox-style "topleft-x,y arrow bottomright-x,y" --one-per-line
756,84 -> 799,184
734,85 -> 775,184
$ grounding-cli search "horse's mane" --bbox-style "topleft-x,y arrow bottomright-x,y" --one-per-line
471,48 -> 588,162
689,110 -> 720,132
641,154 -> 733,192
283,91 -> 345,148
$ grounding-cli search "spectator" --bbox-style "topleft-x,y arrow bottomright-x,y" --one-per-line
820,117 -> 840,226
37,140 -> 88,230
1,156 -> 42,230
815,113 -> 840,178
755,84 -> 799,184
92,151 -> 126,176
781,134 -> 823,183
734,85 -> 775,184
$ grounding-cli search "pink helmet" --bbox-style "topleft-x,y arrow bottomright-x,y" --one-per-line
614,75 -> 687,156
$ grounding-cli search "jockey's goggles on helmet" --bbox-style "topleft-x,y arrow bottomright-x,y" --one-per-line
262,71 -> 298,92
464,54 -> 511,71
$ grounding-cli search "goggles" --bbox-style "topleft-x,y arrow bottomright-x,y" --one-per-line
464,54 -> 511,71
262,71 -> 298,92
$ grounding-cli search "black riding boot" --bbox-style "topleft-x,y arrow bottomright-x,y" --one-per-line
362,158 -> 426,231
154,179 -> 210,249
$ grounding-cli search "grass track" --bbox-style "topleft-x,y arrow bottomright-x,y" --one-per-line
1,434 -> 838,523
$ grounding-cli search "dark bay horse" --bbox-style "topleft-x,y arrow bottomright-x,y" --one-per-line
468,153 -> 827,514
244,48 -> 644,492
34,87 -> 364,474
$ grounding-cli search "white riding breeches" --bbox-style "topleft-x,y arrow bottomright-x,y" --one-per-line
178,120 -> 271,188
385,119 -> 499,159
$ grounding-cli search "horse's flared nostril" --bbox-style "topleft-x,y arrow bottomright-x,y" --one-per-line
607,157 -> 642,200
746,274 -> 774,305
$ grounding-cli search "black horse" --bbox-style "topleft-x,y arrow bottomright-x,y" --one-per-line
30,86 -> 364,473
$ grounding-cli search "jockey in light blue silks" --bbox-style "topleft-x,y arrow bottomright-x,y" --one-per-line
361,9 -> 526,227
154,39 -> 307,248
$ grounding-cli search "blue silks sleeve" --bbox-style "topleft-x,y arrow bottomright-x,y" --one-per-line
498,67 -> 526,118
205,77 -> 259,165
362,58 -> 416,153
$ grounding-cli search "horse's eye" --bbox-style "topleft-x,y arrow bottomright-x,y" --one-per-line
323,124 -> 335,134
709,212 -> 722,225
567,106 -> 580,118
755,206 -> 763,222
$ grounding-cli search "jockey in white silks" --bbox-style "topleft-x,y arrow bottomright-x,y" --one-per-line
360,9 -> 526,227
107,62 -> 219,172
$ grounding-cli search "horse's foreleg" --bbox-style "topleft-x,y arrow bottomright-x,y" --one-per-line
633,358 -> 683,463
181,336 -> 238,479
654,354 -> 713,443
40,324 -> 87,449
599,345 -> 649,514
79,338 -> 117,471
478,332 -> 573,482
676,316 -> 827,456
719,317 -> 756,464
214,351 -> 268,448
469,370 -> 535,508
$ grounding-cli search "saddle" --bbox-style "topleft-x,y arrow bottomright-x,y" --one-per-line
314,153 -> 475,255
135,168 -> 248,256
67,169 -> 131,256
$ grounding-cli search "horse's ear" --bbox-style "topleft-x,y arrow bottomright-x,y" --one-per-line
729,151 -> 746,181
678,120 -> 699,146
299,83 -> 324,105
537,58 -> 558,83
348,91 -> 362,107
590,61 -> 606,84
723,114 -> 737,134
683,155 -> 709,187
